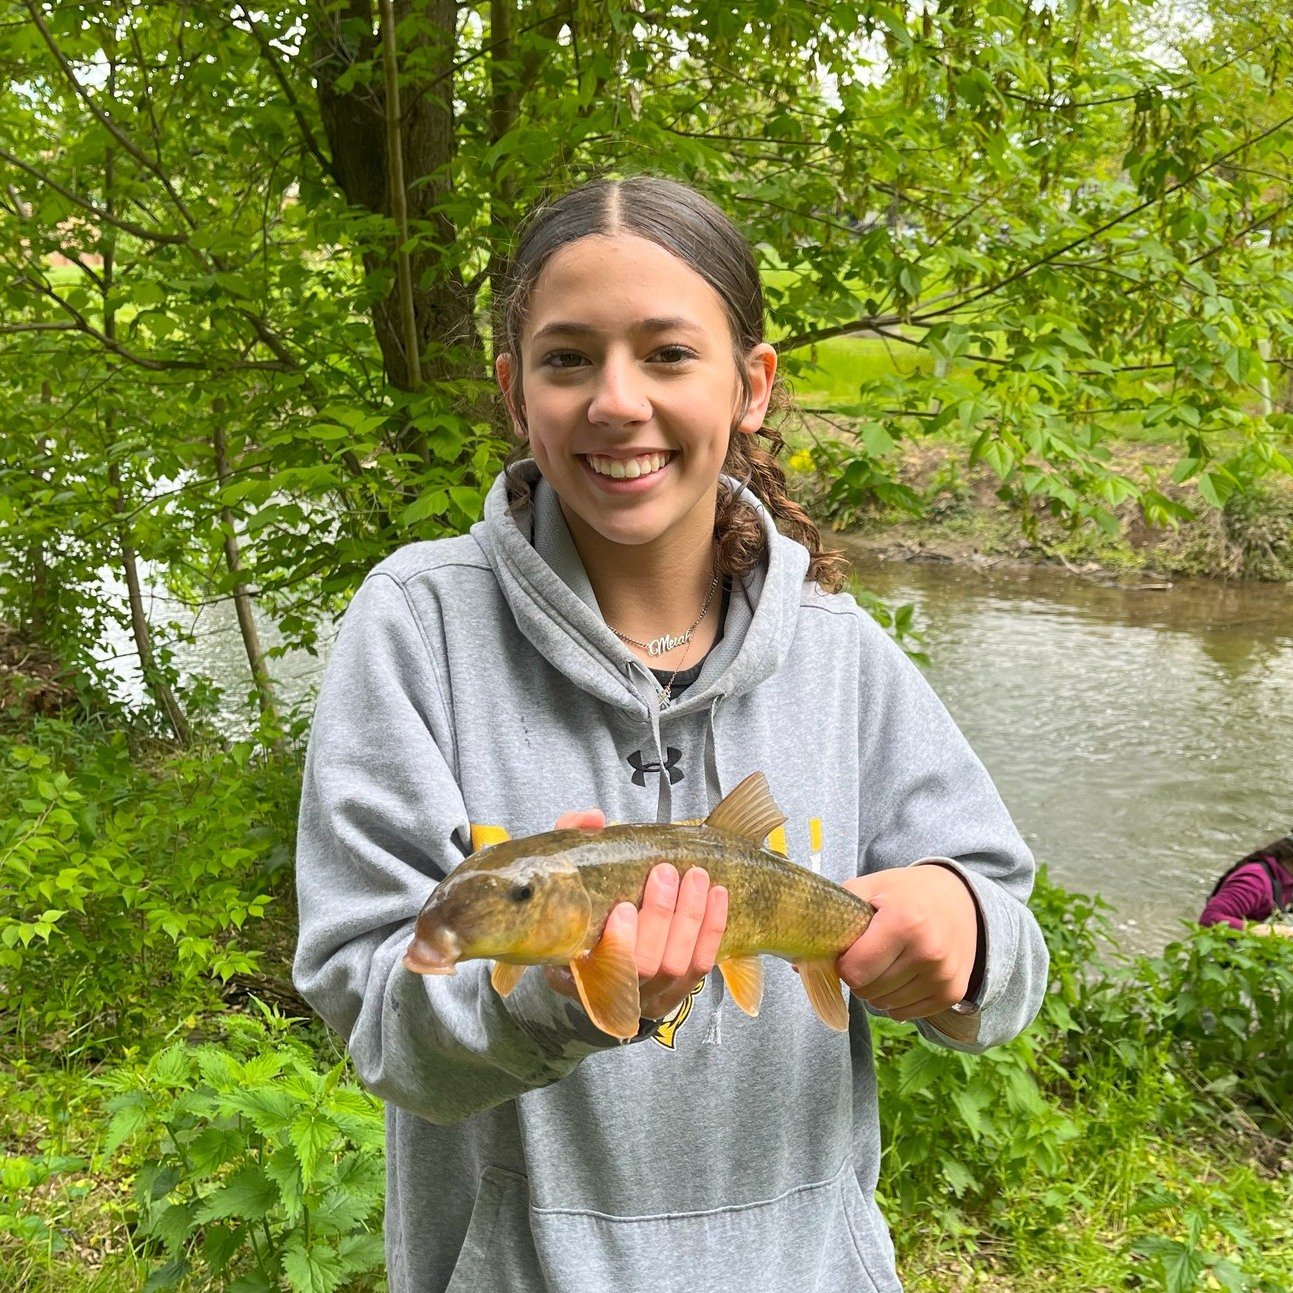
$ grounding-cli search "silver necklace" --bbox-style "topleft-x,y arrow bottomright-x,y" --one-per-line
607,572 -> 720,658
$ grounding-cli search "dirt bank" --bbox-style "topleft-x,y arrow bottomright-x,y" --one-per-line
797,437 -> 1293,585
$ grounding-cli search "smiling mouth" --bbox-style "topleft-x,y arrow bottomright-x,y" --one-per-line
582,451 -> 674,480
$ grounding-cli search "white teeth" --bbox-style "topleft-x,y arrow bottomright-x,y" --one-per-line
588,453 -> 669,479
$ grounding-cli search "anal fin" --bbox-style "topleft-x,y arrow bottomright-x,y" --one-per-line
796,960 -> 849,1032
490,961 -> 526,998
717,955 -> 765,1017
569,924 -> 641,1041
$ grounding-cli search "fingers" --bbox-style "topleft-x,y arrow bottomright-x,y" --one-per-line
638,865 -> 728,1020
554,809 -> 606,831
641,866 -> 711,982
634,864 -> 681,978
836,866 -> 978,1021
544,863 -> 730,1024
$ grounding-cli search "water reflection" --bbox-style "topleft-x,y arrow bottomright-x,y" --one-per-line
842,544 -> 1293,954
95,577 -> 334,738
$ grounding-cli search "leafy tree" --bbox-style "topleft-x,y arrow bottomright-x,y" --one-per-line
1,0 -> 1289,735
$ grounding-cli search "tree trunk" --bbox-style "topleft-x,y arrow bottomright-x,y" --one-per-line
101,104 -> 191,746
212,414 -> 286,753
312,0 -> 478,406
26,382 -> 53,640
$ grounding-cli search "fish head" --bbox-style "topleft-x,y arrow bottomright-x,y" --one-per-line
404,839 -> 593,974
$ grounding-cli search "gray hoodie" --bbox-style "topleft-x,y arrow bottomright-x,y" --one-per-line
294,464 -> 1048,1293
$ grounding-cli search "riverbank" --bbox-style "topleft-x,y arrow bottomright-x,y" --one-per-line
792,435 -> 1293,585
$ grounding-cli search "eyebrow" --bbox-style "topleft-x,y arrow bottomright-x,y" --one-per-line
530,316 -> 703,343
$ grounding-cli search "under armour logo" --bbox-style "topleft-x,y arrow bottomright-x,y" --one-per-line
628,748 -> 683,786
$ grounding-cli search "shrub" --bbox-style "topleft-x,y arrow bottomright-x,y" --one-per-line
0,719 -> 298,1054
97,1009 -> 386,1293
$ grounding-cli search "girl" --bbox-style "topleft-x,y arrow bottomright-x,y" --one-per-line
1199,834 -> 1293,931
294,176 -> 1048,1292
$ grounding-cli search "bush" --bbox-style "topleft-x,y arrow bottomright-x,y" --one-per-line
97,1009 -> 386,1293
0,720 -> 298,1055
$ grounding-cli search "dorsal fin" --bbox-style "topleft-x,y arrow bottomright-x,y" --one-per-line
704,771 -> 786,844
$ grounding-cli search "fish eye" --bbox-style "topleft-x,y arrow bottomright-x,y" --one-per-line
509,883 -> 534,904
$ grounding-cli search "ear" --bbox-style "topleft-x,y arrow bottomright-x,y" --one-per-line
495,352 -> 527,438
735,343 -> 778,436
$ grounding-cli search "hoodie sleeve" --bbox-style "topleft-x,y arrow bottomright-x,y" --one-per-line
293,571 -> 618,1126
1198,862 -> 1275,928
851,607 -> 1049,1054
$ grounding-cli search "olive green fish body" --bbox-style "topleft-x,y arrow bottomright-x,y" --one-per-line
404,772 -> 975,1044
425,823 -> 873,966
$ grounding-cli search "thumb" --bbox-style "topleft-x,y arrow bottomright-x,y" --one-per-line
837,878 -> 900,994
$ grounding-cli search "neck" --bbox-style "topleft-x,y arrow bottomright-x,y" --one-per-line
559,506 -> 720,669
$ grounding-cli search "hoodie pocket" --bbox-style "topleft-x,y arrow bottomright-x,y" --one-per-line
526,1161 -> 903,1293
444,1168 -> 546,1293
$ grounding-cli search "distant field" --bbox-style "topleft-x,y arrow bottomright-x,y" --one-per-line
779,335 -> 937,408
774,329 -> 1283,451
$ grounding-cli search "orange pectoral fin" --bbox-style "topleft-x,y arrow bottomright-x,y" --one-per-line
717,955 -> 764,1017
489,961 -> 526,998
568,926 -> 642,1041
795,960 -> 850,1032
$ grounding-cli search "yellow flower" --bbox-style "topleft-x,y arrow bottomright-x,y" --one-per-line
787,449 -> 815,473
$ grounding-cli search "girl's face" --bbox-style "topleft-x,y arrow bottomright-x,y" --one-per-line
497,233 -> 776,561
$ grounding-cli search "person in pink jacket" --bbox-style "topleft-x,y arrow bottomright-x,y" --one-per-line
1199,834 -> 1293,930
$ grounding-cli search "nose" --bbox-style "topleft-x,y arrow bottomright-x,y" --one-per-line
587,353 -> 650,427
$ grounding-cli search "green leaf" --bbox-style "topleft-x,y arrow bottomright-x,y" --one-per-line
194,1163 -> 278,1223
103,1093 -> 151,1157
895,1040 -> 949,1096
144,1258 -> 187,1293
283,1236 -> 346,1293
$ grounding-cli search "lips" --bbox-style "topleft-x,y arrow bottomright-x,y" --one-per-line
402,927 -> 462,974
582,451 -> 674,480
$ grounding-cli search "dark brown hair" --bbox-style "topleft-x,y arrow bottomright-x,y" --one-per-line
498,175 -> 846,593
1236,835 -> 1293,873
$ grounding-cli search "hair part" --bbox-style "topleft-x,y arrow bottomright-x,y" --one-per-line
498,174 -> 846,593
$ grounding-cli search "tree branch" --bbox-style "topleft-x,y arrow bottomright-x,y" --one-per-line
23,0 -> 198,230
0,145 -> 189,245
780,108 -> 1293,354
235,4 -> 335,177
21,272 -> 295,374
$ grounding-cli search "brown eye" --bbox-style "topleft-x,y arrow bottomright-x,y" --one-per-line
509,883 -> 534,904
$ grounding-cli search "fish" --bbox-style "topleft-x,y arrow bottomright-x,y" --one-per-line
403,771 -> 980,1044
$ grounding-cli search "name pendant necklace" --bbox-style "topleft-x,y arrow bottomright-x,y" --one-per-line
608,570 -> 720,706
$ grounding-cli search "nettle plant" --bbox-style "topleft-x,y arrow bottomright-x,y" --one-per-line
98,1010 -> 386,1293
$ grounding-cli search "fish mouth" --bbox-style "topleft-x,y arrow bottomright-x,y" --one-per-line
402,928 -> 462,975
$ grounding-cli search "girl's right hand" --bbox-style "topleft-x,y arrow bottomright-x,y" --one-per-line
546,810 -> 729,1022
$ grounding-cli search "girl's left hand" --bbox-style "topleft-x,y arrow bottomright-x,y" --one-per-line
836,865 -> 979,1022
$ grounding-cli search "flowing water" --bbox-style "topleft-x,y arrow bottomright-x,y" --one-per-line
841,541 -> 1293,952
102,548 -> 1293,954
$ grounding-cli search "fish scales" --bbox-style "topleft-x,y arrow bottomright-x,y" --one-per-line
403,771 -> 979,1043
553,825 -> 874,962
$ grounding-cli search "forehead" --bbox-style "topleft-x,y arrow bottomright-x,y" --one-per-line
524,233 -> 732,341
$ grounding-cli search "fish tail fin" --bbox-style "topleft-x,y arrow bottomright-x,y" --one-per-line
717,955 -> 764,1017
795,960 -> 849,1031
568,923 -> 641,1041
925,1006 -> 982,1045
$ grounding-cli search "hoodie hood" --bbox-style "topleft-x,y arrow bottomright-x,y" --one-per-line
471,460 -> 811,720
